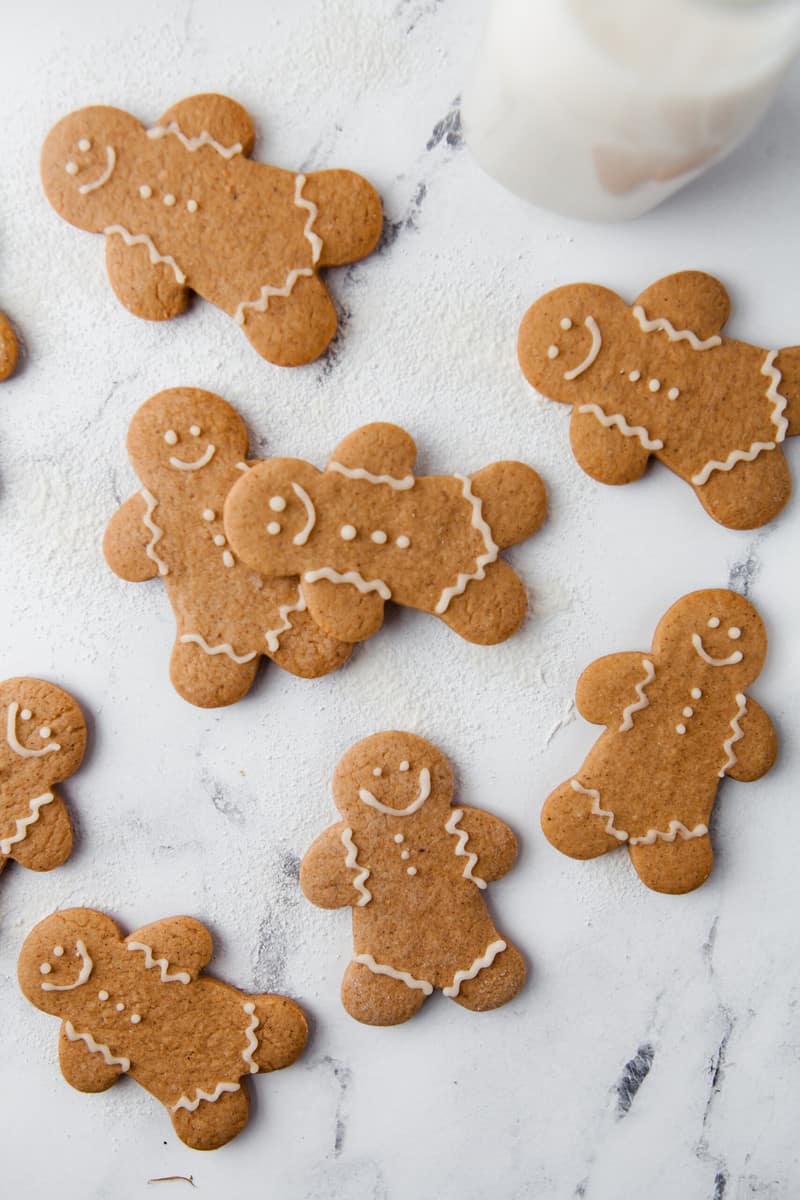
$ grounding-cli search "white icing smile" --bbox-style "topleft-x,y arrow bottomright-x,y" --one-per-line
358,768 -> 431,816
6,702 -> 61,759
691,633 -> 743,667
563,316 -> 602,380
78,145 -> 117,195
169,443 -> 216,472
41,939 -> 93,992
291,482 -> 316,545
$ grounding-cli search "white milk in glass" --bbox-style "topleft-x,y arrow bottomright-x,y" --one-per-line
462,0 -> 800,220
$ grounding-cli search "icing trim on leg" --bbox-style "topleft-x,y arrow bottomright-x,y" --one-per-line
353,953 -> 433,995
443,939 -> 507,998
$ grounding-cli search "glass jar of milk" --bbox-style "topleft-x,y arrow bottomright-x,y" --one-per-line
462,0 -> 800,220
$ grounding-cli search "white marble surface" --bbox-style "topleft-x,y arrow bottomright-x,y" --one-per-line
1,2 -> 799,1197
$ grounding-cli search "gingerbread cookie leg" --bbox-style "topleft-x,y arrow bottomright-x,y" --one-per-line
236,272 -> 337,368
265,602 -> 352,679
169,638 -> 260,709
303,170 -> 383,267
449,940 -> 526,1012
105,236 -> 190,321
436,559 -> 527,645
627,833 -> 714,895
7,792 -> 72,872
541,779 -> 626,859
59,1022 -> 124,1093
170,1085 -> 250,1151
694,449 -> 792,530
341,960 -> 427,1027
249,994 -> 308,1071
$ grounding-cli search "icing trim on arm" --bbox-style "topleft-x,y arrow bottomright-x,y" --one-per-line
294,175 -> 322,264
618,659 -> 655,732
104,225 -> 186,284
577,404 -> 664,451
291,483 -> 316,545
264,584 -> 307,653
571,780 -> 628,842
444,808 -> 487,889
353,953 -> 433,995
341,828 -> 372,905
140,488 -> 169,577
147,122 -> 243,159
564,316 -> 602,380
442,939 -> 507,998
761,350 -> 789,441
0,791 -> 55,856
328,462 -> 415,491
719,692 -> 747,777
304,567 -> 391,599
79,146 -> 116,194
632,304 -> 722,350
358,768 -> 431,816
691,633 -> 743,667
241,1002 -> 259,1073
64,1021 -> 129,1072
126,940 -> 191,984
42,940 -> 93,991
179,632 -> 258,664
434,475 -> 499,614
6,703 -> 61,758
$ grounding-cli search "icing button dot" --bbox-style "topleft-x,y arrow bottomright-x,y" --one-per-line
39,963 -> 52,975
401,850 -> 410,860
65,161 -> 78,175
78,138 -> 91,152
163,193 -> 176,206
394,834 -> 404,844
21,709 -> 31,721
668,387 -> 680,400
39,727 -> 52,739
547,345 -> 559,359
648,379 -> 661,392
98,991 -> 109,1002
399,761 -> 409,772
371,530 -> 387,544
560,317 -> 573,331
116,1003 -> 125,1012
213,534 -> 226,547
139,184 -> 152,199
628,370 -> 641,382
186,199 -> 198,213
396,535 -> 410,549
164,430 -> 178,446
728,627 -> 741,639
373,767 -> 382,777
407,866 -> 417,876
708,617 -> 720,628
269,496 -> 286,512
130,1014 -> 142,1025
676,724 -> 686,735
266,522 -> 281,535
52,945 -> 64,957
683,707 -> 694,718
340,524 -> 357,541
691,687 -> 702,700
202,509 -> 215,521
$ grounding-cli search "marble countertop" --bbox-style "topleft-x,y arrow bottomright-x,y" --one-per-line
1,2 -> 799,1197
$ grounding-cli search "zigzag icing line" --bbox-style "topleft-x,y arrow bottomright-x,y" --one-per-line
719,692 -> 747,778
571,780 -> 628,842
147,122 -> 242,159
264,584 -> 307,654
234,267 -> 313,325
434,474 -> 499,614
127,941 -> 191,984
444,808 -> 486,889
140,488 -> 169,576
341,828 -> 372,905
294,174 -> 322,264
179,633 -> 258,664
241,1002 -> 259,1074
64,1021 -> 129,1072
443,939 -> 507,998
171,1081 -> 241,1112
0,791 -> 55,856
761,350 -> 789,442
619,659 -> 655,732
632,304 -> 722,350
104,225 -> 186,284
629,821 -> 708,846
578,404 -> 663,451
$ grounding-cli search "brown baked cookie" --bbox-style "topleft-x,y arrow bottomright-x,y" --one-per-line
0,311 -> 18,381
224,423 -> 547,645
41,94 -> 383,366
1,679 -> 86,878
18,908 -> 307,1151
301,732 -> 526,1025
103,388 -> 351,708
518,272 -> 800,529
542,590 -> 777,895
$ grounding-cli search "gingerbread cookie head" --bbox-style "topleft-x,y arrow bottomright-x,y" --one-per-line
332,731 -> 454,824
222,457 -> 323,577
41,106 -> 144,233
18,909 -> 114,1017
653,589 -> 767,691
0,678 -> 86,793
127,388 -> 249,495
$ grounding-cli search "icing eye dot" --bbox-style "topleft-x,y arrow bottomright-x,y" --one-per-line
396,535 -> 410,549
373,767 -> 382,777
163,193 -> 176,207
202,509 -> 215,521
560,317 -> 572,331
52,945 -> 64,957
130,1013 -> 142,1025
708,617 -> 720,629
547,345 -> 559,359
65,161 -> 78,175
78,138 -> 91,152
39,727 -> 52,739
683,707 -> 694,718
269,496 -> 286,512
213,534 -> 226,547
340,524 -> 357,541
628,370 -> 641,382
407,866 -> 417,876
39,963 -> 52,975
728,627 -> 741,639
186,199 -> 198,213
116,1003 -> 125,1012
139,184 -> 152,199
676,724 -> 687,735
401,850 -> 410,860
691,687 -> 702,700
648,379 -> 661,392
668,387 -> 680,400
189,425 -> 201,437
394,834 -> 404,844
98,990 -> 109,1001
21,709 -> 31,721
399,760 -> 409,772
266,522 -> 281,535
164,429 -> 178,446
371,530 -> 387,544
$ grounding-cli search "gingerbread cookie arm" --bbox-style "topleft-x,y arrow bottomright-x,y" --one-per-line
303,574 -> 386,643
633,271 -> 731,343
58,1023 -> 125,1093
153,94 -> 256,157
247,994 -> 308,1072
575,652 -> 655,726
469,462 -> 547,548
776,346 -> 800,437
569,405 -> 652,485
103,494 -> 163,582
0,312 -> 18,381
328,422 -> 417,481
301,170 -> 383,267
723,696 -> 777,782
6,790 -> 72,872
124,917 -> 213,982
451,806 -> 517,883
300,824 -> 364,908
105,236 -> 190,321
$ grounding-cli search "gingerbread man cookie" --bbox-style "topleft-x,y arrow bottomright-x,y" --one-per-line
19,909 -> 307,1150
41,94 -> 383,366
1,679 -> 86,879
301,733 -> 526,1025
223,423 -> 547,645
518,272 -> 800,529
0,311 -> 17,381
103,389 -> 351,707
542,590 -> 777,894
